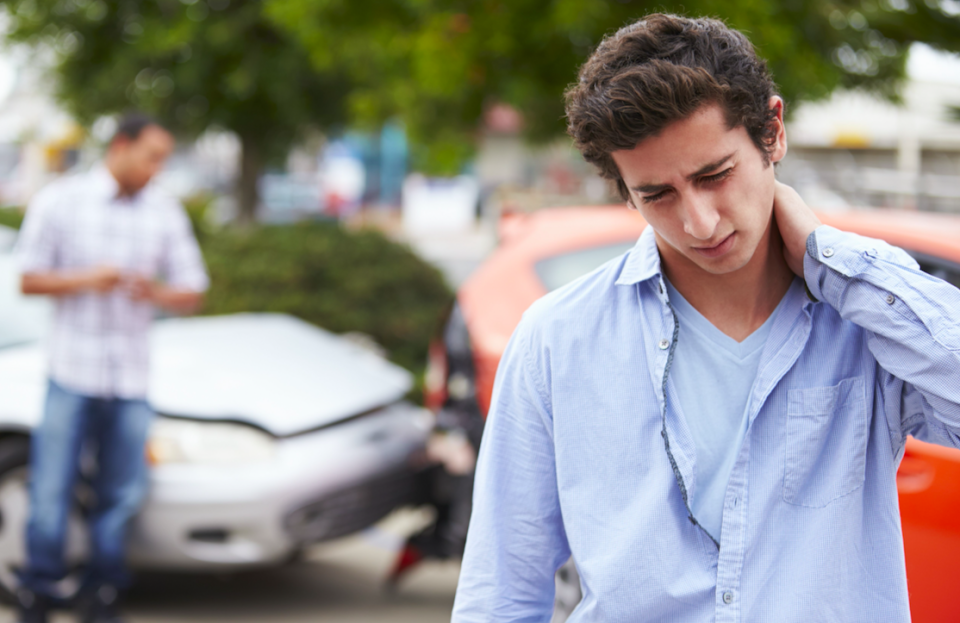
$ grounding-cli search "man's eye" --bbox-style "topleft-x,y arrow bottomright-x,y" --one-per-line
702,168 -> 732,183
642,191 -> 667,204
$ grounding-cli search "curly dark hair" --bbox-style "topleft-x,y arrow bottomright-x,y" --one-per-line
565,14 -> 780,202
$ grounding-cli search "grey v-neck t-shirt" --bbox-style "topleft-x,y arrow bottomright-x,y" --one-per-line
664,278 -> 795,540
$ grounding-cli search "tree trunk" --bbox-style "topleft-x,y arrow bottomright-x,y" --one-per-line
236,136 -> 263,226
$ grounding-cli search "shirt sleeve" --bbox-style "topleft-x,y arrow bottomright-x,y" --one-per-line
451,320 -> 571,623
15,187 -> 61,274
803,225 -> 960,454
161,203 -> 209,292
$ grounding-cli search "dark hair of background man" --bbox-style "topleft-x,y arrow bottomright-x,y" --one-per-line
112,112 -> 166,144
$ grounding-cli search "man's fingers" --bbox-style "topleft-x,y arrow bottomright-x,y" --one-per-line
772,182 -> 821,278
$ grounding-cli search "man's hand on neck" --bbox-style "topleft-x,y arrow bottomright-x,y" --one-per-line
772,182 -> 821,278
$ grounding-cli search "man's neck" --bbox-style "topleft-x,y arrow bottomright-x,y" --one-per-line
104,159 -> 136,198
658,219 -> 794,343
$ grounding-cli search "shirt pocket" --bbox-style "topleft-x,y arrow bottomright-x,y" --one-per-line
783,376 -> 868,508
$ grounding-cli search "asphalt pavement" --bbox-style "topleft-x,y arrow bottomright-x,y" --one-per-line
0,510 -> 460,623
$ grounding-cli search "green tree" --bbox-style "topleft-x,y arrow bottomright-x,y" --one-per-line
267,0 -> 958,174
0,0 -> 350,222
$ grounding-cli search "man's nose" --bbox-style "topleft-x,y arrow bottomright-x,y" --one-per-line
681,192 -> 720,240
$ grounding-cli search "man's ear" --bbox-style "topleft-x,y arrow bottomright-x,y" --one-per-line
618,178 -> 638,211
768,95 -> 787,165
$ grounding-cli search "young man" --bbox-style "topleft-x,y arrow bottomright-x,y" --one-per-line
15,114 -> 209,623
452,14 -> 960,622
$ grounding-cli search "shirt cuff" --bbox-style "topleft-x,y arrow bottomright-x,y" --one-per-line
803,224 -> 919,307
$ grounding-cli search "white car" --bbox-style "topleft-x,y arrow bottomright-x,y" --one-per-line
0,251 -> 434,601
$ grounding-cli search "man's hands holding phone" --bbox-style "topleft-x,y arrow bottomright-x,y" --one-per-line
79,267 -> 154,301
122,274 -> 157,302
23,266 -> 200,312
83,266 -> 123,293
773,181 -> 822,279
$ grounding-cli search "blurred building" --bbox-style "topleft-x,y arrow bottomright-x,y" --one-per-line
474,102 -> 615,219
0,49 -> 82,206
783,43 -> 960,212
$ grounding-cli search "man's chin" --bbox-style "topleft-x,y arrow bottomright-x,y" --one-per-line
687,249 -> 753,276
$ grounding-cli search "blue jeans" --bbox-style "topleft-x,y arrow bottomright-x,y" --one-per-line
20,380 -> 153,597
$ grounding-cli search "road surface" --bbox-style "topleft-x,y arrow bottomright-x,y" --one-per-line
0,510 -> 459,623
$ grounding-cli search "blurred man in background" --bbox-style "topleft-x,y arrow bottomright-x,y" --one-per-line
14,113 -> 209,623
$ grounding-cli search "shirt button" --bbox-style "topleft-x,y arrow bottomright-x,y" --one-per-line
822,247 -> 835,258
886,294 -> 895,305
722,591 -> 734,604
658,338 -> 670,350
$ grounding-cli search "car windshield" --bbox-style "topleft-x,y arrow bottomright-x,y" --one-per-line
535,241 -> 637,291
0,254 -> 51,349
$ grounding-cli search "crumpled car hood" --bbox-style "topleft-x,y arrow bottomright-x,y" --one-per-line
0,313 -> 412,437
150,314 -> 412,436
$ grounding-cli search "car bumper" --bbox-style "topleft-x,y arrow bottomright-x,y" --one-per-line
126,402 -> 433,570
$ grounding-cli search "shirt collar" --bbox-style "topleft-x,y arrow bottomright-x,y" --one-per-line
615,225 -> 662,286
614,227 -> 818,313
89,164 -> 122,199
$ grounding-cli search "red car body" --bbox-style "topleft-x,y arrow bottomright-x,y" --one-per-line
430,205 -> 960,622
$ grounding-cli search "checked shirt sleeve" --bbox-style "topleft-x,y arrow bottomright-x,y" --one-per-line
15,187 -> 62,274
804,225 -> 960,453
452,318 -> 571,623
161,202 -> 209,292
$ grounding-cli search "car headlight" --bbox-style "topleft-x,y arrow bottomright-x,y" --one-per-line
147,418 -> 276,466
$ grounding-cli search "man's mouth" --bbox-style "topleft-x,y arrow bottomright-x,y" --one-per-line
693,232 -> 736,258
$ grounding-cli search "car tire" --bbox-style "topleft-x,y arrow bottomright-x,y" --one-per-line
0,436 -> 31,604
0,435 -> 88,606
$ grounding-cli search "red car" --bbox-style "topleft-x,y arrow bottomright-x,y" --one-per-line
427,205 -> 960,623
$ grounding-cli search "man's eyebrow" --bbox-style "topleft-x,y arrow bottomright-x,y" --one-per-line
630,151 -> 737,194
687,152 -> 736,180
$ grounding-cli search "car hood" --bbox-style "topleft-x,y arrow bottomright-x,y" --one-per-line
0,313 -> 412,437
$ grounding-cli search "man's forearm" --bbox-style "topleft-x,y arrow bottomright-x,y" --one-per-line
21,270 -> 104,296
804,226 -> 960,443
150,286 -> 204,314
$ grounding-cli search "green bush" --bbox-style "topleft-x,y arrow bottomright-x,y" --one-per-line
200,222 -> 453,398
0,208 -> 24,230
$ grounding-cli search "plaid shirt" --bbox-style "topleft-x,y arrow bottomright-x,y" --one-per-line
15,166 -> 209,399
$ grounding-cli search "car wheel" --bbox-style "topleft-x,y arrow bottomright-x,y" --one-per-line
0,436 -> 88,605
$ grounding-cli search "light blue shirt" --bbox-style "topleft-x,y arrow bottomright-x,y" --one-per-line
664,276 -> 789,542
452,225 -> 960,623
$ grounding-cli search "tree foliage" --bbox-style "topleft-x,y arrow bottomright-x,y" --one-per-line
0,0 -> 350,221
267,0 -> 958,174
200,222 -> 453,391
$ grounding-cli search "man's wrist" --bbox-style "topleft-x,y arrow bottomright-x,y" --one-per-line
71,269 -> 102,293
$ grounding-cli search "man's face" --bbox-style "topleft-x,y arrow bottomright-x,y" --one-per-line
611,100 -> 786,277
111,125 -> 174,194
